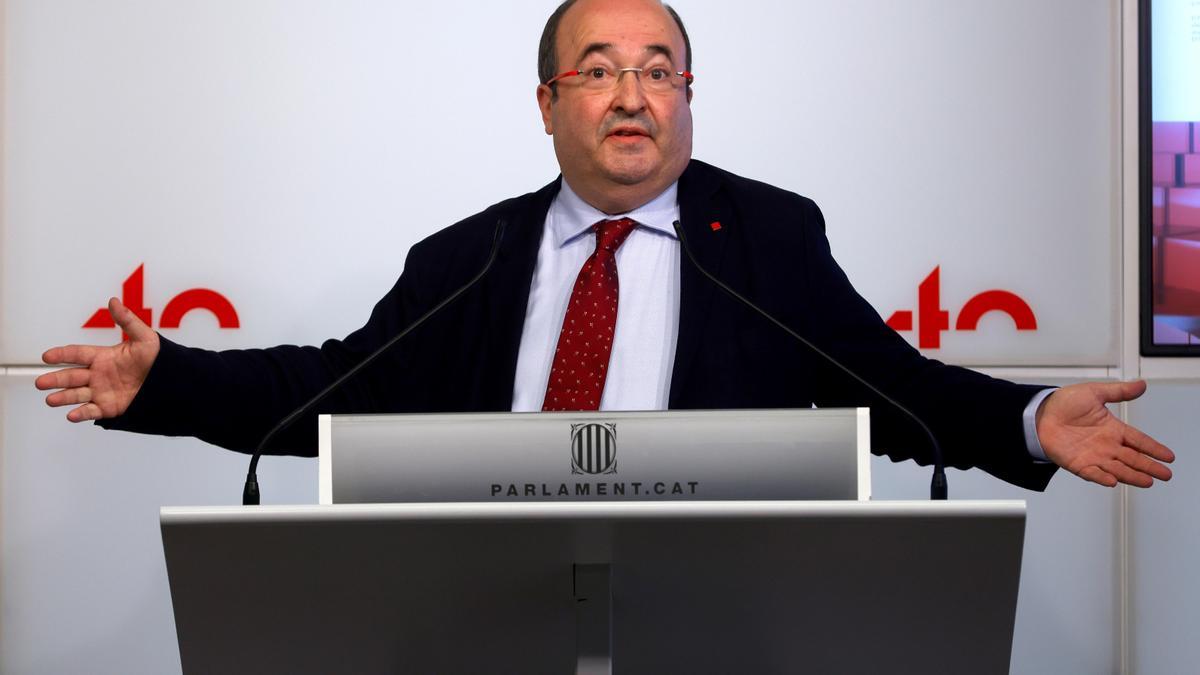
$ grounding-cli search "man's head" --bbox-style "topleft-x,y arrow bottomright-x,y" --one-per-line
536,0 -> 694,214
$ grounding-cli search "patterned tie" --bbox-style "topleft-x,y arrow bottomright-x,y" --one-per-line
542,218 -> 639,411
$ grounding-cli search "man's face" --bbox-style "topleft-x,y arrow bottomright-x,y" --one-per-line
537,0 -> 693,214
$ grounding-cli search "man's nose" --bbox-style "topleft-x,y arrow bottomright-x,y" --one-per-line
611,70 -> 648,113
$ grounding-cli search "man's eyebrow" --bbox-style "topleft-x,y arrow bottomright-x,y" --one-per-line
644,44 -> 675,62
576,42 -> 614,63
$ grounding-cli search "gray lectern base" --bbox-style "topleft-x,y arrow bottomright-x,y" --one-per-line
161,501 -> 1025,675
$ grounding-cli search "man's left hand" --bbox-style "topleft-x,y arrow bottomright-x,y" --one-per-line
1037,380 -> 1175,488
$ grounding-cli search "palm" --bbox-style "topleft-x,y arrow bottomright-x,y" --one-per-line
1037,381 -> 1174,488
86,340 -> 157,417
36,298 -> 160,422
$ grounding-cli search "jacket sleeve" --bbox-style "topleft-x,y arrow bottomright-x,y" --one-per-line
97,244 -> 431,457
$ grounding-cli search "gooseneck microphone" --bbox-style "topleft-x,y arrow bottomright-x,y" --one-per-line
242,218 -> 508,505
671,220 -> 949,500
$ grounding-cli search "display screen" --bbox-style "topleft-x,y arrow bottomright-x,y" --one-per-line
1144,0 -> 1200,353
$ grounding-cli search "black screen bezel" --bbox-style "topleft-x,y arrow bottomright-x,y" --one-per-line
1138,0 -> 1200,355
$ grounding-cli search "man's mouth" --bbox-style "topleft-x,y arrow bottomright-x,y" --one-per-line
608,126 -> 649,138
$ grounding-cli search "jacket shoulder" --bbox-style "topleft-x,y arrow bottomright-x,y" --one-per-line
687,159 -> 814,205
409,180 -> 557,258
686,159 -> 825,234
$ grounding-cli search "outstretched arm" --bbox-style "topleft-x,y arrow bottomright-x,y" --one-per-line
36,298 -> 160,422
1037,380 -> 1175,488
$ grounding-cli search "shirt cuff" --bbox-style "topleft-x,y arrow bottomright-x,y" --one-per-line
1023,388 -> 1058,463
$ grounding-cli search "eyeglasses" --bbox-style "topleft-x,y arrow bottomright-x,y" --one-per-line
544,65 -> 695,93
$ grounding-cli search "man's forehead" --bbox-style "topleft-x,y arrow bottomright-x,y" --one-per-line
558,0 -> 685,61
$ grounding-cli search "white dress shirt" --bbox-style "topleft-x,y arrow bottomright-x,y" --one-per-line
508,178 -> 1051,461
511,180 -> 681,412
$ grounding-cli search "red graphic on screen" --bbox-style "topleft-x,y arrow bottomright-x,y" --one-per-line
885,267 -> 1037,349
1151,121 -> 1200,345
84,264 -> 240,340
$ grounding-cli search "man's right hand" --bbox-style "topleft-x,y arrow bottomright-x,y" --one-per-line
36,297 -> 160,422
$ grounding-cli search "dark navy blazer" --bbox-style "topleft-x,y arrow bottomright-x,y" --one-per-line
103,160 -> 1057,491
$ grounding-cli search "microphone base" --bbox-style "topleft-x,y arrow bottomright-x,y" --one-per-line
931,471 -> 948,501
242,478 -> 261,506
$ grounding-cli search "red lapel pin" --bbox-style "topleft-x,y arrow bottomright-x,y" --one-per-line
710,221 -> 722,231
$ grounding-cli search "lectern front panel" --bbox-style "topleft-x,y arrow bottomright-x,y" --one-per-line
318,408 -> 870,503
161,501 -> 1024,675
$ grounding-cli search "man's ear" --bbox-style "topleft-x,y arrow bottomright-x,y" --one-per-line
536,84 -> 554,135
686,87 -> 693,104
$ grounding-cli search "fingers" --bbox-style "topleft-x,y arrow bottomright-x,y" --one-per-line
1099,460 -> 1155,488
1117,446 -> 1173,482
109,297 -> 155,342
67,403 -> 104,423
42,298 -> 153,366
1078,461 -> 1153,489
41,383 -> 108,421
1077,465 -> 1118,488
45,387 -> 93,408
42,344 -> 99,367
1094,379 -> 1148,404
1074,448 -> 1171,489
34,367 -> 90,391
1123,424 -> 1176,463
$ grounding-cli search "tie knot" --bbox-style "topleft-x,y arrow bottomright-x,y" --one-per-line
593,218 -> 638,254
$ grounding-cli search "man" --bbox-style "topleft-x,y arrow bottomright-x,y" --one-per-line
36,0 -> 1174,491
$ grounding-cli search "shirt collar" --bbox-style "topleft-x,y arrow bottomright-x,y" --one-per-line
548,178 -> 680,248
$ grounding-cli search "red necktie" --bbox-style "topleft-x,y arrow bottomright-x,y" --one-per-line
542,218 -> 639,411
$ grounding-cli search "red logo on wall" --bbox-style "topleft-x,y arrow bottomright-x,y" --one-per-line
885,267 -> 1036,349
83,265 -> 240,340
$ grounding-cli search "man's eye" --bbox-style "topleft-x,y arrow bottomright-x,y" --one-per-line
588,67 -> 609,79
648,68 -> 670,81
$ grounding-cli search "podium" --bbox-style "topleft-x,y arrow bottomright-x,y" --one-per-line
160,410 -> 1026,674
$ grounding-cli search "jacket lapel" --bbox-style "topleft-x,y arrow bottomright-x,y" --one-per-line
478,178 -> 561,409
669,161 -> 730,407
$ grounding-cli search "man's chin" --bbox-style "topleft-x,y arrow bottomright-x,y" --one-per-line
600,160 -> 658,187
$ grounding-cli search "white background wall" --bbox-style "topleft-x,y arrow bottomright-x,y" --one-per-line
1,1 -> 1195,673
1,0 -> 1121,364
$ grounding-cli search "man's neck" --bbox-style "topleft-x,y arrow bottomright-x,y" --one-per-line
553,179 -> 679,243
565,177 -> 680,215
